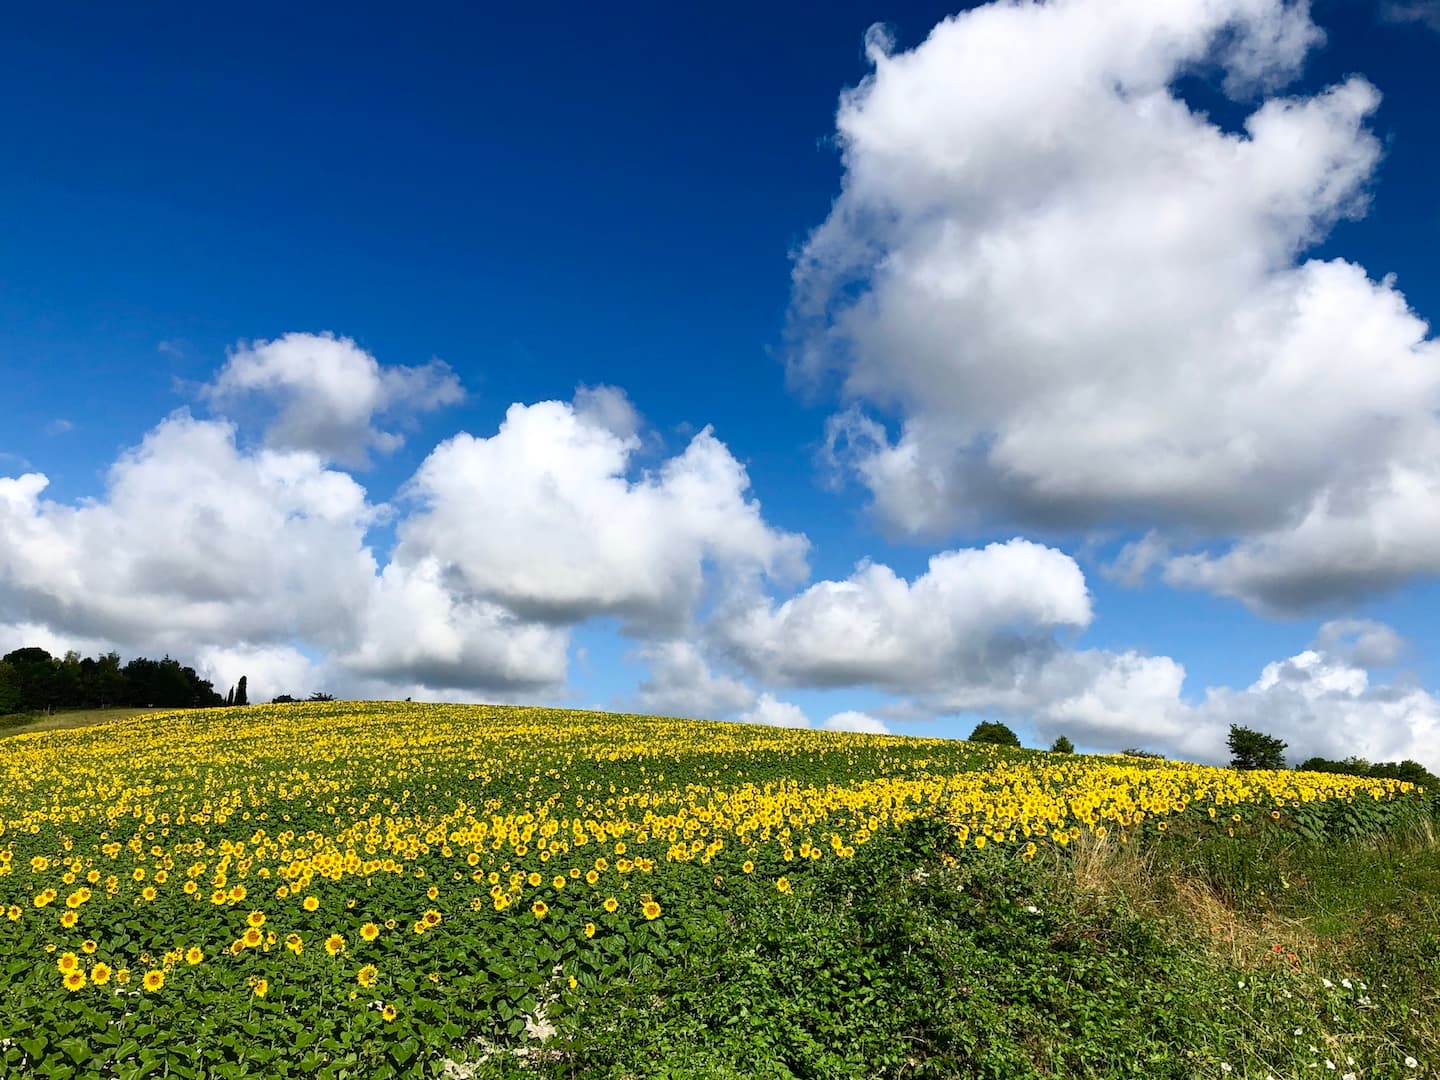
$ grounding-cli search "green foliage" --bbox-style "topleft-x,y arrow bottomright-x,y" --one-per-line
1049,735 -> 1075,754
525,814 -> 1440,1078
0,661 -> 22,715
533,821 -> 1229,1079
1227,724 -> 1287,770
0,646 -> 222,714
967,720 -> 1021,748
235,675 -> 248,707
1121,747 -> 1165,759
1298,755 -> 1439,789
2,702 -> 1435,1078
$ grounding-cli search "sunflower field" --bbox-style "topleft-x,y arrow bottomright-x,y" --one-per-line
0,701 -> 1426,1078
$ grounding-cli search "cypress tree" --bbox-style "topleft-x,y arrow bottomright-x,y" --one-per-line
235,675 -> 248,707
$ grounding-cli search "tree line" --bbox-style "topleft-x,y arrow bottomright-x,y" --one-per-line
966,720 -> 1438,787
0,646 -> 229,715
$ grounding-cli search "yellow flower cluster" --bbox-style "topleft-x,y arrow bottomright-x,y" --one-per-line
0,701 -> 1415,999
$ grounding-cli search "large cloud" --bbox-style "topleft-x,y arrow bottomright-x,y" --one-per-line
633,640 -> 757,719
204,332 -> 464,465
708,538 -> 1438,768
711,538 -> 1194,749
337,559 -> 570,695
393,391 -> 810,633
1191,634 -> 1440,768
716,538 -> 1091,689
0,408 -> 578,698
0,411 -> 381,654
790,0 -> 1440,615
0,375 -> 809,703
191,644 -> 326,705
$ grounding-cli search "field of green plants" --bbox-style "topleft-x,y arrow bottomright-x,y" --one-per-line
0,701 -> 1435,1078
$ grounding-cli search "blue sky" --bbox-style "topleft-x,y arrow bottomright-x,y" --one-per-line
2,0 -> 1439,767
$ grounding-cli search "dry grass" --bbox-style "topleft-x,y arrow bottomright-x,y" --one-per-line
1168,877 -> 1324,972
1046,826 -> 1326,972
0,707 -> 161,739
1046,827 -> 1165,916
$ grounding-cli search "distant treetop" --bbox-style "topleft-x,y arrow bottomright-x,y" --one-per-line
968,721 -> 1021,748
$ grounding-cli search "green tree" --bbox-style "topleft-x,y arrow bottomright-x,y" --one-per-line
1297,756 -> 1439,789
968,721 -> 1021,748
1228,724 -> 1287,770
0,661 -> 22,715
235,675 -> 248,707
1049,735 -> 1075,754
2,647 -> 61,711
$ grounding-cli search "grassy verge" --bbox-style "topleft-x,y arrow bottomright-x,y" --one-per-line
471,810 -> 1440,1079
0,706 -> 161,738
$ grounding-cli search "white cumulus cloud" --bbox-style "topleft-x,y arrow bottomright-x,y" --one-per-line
1192,635 -> 1440,768
393,390 -> 809,633
204,332 -> 464,465
716,538 -> 1091,689
632,639 -> 757,719
821,710 -> 891,734
790,0 -> 1440,615
192,644 -> 325,705
338,559 -> 571,696
737,693 -> 811,729
0,411 -> 381,655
